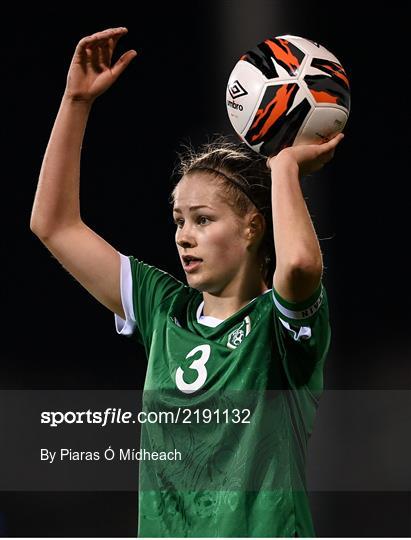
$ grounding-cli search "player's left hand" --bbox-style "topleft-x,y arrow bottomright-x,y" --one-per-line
267,133 -> 344,176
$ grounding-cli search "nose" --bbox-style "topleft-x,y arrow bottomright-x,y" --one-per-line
176,223 -> 197,249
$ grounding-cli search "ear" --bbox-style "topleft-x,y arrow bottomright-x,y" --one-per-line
247,213 -> 265,242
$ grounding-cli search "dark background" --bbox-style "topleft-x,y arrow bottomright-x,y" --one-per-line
1,1 -> 410,536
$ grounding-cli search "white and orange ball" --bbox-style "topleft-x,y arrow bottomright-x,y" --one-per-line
226,35 -> 350,157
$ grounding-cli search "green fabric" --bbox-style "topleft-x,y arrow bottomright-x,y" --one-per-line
126,256 -> 330,537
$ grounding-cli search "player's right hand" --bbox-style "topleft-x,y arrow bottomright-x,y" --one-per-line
64,27 -> 137,103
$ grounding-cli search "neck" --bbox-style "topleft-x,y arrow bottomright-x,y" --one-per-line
202,277 -> 269,320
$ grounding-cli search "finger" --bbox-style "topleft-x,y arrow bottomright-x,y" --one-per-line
327,132 -> 344,147
90,44 -> 104,73
100,38 -> 112,67
320,133 -> 344,164
100,31 -> 128,68
87,27 -> 128,42
318,133 -> 344,155
104,33 -> 123,65
97,43 -> 108,71
76,27 -> 128,53
111,50 -> 138,79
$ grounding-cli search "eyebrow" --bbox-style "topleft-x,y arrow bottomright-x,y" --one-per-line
172,205 -> 213,213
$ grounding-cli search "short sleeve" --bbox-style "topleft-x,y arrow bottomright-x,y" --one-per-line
114,253 -> 184,347
272,283 -> 324,328
115,253 -> 137,336
272,283 -> 331,392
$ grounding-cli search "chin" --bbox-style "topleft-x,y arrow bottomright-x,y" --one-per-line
185,272 -> 212,292
186,276 -> 206,292
188,275 -> 229,295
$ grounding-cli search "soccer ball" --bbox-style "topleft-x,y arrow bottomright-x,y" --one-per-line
226,35 -> 350,157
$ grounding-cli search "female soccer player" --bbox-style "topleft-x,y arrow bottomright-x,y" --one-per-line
30,27 -> 343,537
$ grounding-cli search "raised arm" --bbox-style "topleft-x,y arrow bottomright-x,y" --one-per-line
30,27 -> 137,319
268,134 -> 344,303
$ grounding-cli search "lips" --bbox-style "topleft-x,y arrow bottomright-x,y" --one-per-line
182,255 -> 203,272
182,255 -> 202,264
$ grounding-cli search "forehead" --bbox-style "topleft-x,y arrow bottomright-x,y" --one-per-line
172,172 -> 222,210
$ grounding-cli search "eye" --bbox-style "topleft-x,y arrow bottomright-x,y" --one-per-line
173,218 -> 184,228
197,216 -> 210,225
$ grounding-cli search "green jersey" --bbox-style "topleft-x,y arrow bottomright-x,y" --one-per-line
115,254 -> 330,537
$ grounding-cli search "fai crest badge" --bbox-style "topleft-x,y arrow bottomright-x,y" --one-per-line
227,316 -> 251,349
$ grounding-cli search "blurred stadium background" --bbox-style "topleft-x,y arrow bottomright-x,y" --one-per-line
1,1 -> 409,536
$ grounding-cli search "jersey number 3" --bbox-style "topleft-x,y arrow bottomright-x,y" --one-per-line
175,344 -> 211,394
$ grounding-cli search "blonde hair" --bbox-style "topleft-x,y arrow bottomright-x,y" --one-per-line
171,135 -> 275,287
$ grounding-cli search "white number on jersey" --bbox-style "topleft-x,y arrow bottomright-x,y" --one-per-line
175,344 -> 211,394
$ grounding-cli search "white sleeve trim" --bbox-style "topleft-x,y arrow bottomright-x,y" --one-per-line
114,253 -> 136,336
272,288 -> 323,320
279,317 -> 312,342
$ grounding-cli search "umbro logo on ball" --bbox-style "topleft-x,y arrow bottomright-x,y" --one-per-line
228,80 -> 248,100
